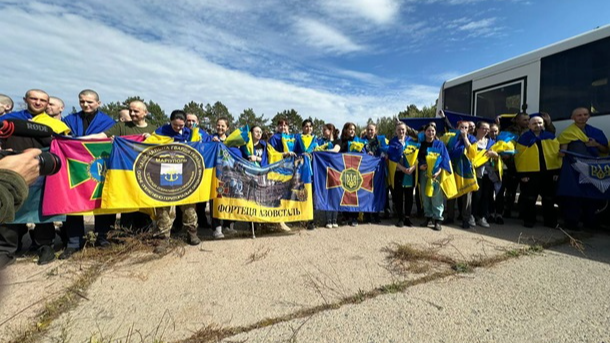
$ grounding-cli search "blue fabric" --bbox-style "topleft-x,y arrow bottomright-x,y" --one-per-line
313,152 -> 386,212
444,110 -> 494,128
400,117 -> 445,133
557,151 -> 610,200
387,136 -> 417,163
63,111 -> 115,137
517,130 -> 555,147
155,124 -> 193,142
2,109 -> 33,121
585,125 -> 609,157
428,140 -> 452,173
268,132 -> 284,152
447,131 -> 477,160
294,133 -> 319,155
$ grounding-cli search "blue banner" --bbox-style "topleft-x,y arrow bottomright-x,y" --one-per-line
557,151 -> 610,200
313,152 -> 386,212
400,117 -> 445,133
444,110 -> 495,128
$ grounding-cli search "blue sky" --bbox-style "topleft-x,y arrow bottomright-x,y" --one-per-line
1,0 -> 609,125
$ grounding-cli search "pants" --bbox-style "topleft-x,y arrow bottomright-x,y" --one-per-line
120,212 -> 152,232
0,224 -> 28,258
520,172 -> 557,227
419,174 -> 444,220
325,211 -> 338,224
154,204 -> 197,238
393,184 -> 414,219
562,197 -> 601,229
472,175 -> 493,220
65,214 -> 116,249
498,168 -> 519,216
445,193 -> 472,221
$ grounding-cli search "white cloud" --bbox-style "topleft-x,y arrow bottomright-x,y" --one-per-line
320,0 -> 401,25
294,18 -> 365,54
459,17 -> 496,31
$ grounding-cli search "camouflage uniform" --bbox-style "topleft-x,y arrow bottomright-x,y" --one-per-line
154,204 -> 198,238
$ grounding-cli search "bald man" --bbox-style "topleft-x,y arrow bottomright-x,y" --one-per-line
119,109 -> 132,122
81,100 -> 156,139
0,94 -> 13,115
47,96 -> 65,119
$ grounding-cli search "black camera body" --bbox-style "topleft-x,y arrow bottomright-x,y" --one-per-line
0,150 -> 61,176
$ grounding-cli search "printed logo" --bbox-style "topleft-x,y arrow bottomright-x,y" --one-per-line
326,154 -> 374,207
135,144 -> 204,202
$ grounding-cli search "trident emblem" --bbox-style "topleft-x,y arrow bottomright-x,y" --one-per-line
164,169 -> 179,182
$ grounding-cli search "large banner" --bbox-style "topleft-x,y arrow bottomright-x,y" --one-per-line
101,137 -> 218,210
557,151 -> 610,200
313,152 -> 387,212
213,147 -> 313,223
43,137 -> 114,216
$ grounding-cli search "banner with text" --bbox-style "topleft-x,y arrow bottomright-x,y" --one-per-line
213,147 -> 313,222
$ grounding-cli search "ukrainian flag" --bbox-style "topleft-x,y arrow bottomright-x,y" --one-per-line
225,125 -> 254,156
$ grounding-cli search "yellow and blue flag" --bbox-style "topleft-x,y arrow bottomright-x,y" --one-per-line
101,137 -> 219,210
225,125 -> 254,156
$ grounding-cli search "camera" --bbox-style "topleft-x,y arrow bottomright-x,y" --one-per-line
0,150 -> 61,176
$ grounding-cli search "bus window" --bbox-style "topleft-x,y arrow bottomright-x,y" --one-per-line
475,81 -> 523,119
443,81 -> 471,114
540,36 -> 610,121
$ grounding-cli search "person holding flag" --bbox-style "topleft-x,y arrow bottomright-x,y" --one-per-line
557,107 -> 609,230
443,121 -> 478,229
295,119 -> 318,230
470,121 -> 498,228
388,122 -> 419,227
60,89 -> 116,260
364,123 -> 389,224
339,122 -> 366,226
418,122 -> 456,231
149,110 -> 203,253
515,115 -> 562,228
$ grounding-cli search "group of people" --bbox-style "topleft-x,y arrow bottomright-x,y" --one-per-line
0,88 -> 607,270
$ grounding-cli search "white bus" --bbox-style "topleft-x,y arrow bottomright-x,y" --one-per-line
436,24 -> 610,134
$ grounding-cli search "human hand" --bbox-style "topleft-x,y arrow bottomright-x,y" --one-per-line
0,149 -> 41,185
521,177 -> 529,183
486,150 -> 498,158
212,136 -> 221,142
419,164 -> 427,171
586,139 -> 599,147
405,166 -> 416,175
433,170 -> 441,179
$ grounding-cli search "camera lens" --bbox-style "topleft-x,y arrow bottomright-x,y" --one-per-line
38,151 -> 61,176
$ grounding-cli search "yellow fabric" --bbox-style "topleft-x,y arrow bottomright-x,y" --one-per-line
191,127 -> 202,142
266,144 -> 284,164
439,132 -> 456,145
465,143 -> 478,160
144,133 -> 174,144
557,123 -> 589,145
31,113 -> 71,135
515,139 -> 562,172
424,152 -> 439,197
387,160 -> 398,189
439,168 -> 458,199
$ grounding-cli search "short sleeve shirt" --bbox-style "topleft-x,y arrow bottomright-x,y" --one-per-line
104,122 -> 157,137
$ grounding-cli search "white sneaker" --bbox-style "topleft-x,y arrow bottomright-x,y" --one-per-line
213,226 -> 225,239
278,222 -> 291,231
332,223 -> 339,228
225,222 -> 237,233
325,223 -> 333,229
477,217 -> 490,228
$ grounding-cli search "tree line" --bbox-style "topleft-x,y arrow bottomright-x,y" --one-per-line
94,97 -> 437,139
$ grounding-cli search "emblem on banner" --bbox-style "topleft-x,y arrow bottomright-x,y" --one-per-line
326,154 -> 374,207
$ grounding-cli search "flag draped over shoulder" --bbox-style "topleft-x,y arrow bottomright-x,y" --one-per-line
213,145 -> 313,222
422,140 -> 457,199
386,136 -> 419,189
295,133 -> 319,154
558,151 -> 610,200
102,137 -> 218,209
557,123 -> 609,157
446,132 -> 478,197
42,137 -> 118,216
313,152 -> 386,212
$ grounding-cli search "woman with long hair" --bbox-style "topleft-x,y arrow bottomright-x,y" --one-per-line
339,122 -> 365,226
